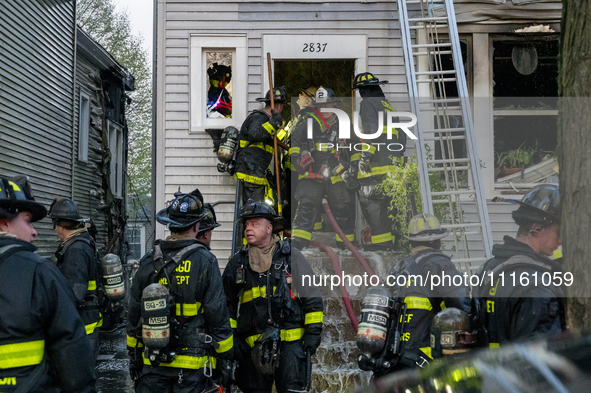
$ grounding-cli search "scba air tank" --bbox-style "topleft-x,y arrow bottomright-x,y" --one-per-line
101,254 -> 125,302
141,283 -> 171,350
356,287 -> 392,357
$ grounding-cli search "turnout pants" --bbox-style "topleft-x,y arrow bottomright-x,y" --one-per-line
235,340 -> 308,393
292,179 -> 355,249
135,366 -> 210,393
358,175 -> 395,248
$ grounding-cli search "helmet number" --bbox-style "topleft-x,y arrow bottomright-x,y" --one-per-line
180,202 -> 188,212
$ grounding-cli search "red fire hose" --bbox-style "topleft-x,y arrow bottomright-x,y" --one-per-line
310,240 -> 359,332
321,197 -> 375,277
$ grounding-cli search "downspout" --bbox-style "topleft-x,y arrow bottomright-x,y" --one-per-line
71,2 -> 78,200
150,0 -> 158,243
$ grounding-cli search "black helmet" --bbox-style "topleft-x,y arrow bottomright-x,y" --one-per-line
236,199 -> 289,233
0,175 -> 47,222
312,86 -> 342,106
256,86 -> 288,103
49,198 -> 85,224
156,193 -> 206,230
352,72 -> 389,90
430,308 -> 475,358
197,203 -> 221,235
512,184 -> 559,226
206,62 -> 232,84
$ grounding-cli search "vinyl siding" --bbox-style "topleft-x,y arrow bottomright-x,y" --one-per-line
0,0 -> 75,257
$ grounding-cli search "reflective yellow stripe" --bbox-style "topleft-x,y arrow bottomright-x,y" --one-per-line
85,318 -> 102,335
215,335 -> 233,353
553,249 -> 562,259
313,221 -> 323,231
87,281 -> 97,291
175,302 -> 201,316
143,353 -> 216,369
240,286 -> 276,304
245,328 -> 305,348
315,143 -> 335,153
262,122 -> 276,135
489,343 -> 500,349
8,181 -> 21,192
276,128 -> 287,141
281,328 -> 305,342
404,296 -> 432,311
351,153 -> 361,162
330,175 -> 343,184
234,172 -> 269,186
292,229 -> 312,241
366,145 -> 376,154
0,340 -> 44,369
357,165 -> 396,179
127,335 -> 144,348
336,233 -> 354,242
230,318 -> 237,328
420,347 -> 433,359
371,232 -> 392,244
290,147 -> 300,155
239,140 -> 274,154
305,312 -> 324,325
426,217 -> 437,229
417,218 -> 425,230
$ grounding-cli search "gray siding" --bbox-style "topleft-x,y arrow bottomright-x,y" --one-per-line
0,0 -> 75,256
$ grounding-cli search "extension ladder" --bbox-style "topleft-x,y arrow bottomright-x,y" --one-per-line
397,0 -> 493,272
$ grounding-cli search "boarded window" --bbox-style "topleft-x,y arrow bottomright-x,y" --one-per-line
109,122 -> 124,197
78,92 -> 90,162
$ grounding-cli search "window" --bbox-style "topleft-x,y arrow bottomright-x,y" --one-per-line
190,35 -> 247,132
108,121 -> 124,197
78,92 -> 90,162
492,38 -> 559,185
127,225 -> 145,259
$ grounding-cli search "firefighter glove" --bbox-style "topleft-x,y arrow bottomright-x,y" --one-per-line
270,110 -> 283,130
216,359 -> 235,387
358,156 -> 372,174
300,150 -> 314,170
292,155 -> 306,176
302,333 -> 322,355
129,356 -> 144,381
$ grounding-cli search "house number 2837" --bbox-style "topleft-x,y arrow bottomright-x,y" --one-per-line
303,43 -> 327,53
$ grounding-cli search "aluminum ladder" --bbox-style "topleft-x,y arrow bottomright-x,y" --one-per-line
397,0 -> 493,272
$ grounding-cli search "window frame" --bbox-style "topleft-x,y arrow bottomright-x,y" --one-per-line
108,121 -> 124,198
190,34 -> 247,133
127,224 -> 146,259
78,91 -> 90,162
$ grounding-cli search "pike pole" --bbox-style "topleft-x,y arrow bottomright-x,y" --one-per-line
266,52 -> 283,218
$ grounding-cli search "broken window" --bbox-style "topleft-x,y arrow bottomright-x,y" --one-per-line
492,38 -> 559,184
205,52 -> 233,119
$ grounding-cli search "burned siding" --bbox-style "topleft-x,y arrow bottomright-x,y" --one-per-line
0,0 -> 75,256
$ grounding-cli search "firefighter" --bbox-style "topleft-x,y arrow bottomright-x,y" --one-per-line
235,87 -> 288,205
222,199 -> 324,393
290,87 -> 356,249
283,86 -> 318,221
49,198 -> 102,366
196,203 -> 221,249
358,213 -> 470,377
352,72 -> 406,251
126,191 -> 234,392
476,184 -> 564,347
0,175 -> 96,392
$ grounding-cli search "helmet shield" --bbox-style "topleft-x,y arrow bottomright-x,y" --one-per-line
256,86 -> 288,103
156,193 -> 206,230
403,213 -> 449,242
0,176 -> 47,222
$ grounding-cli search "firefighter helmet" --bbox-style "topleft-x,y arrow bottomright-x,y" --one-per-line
0,175 -> 47,222
300,86 -> 318,98
256,86 -> 288,103
156,193 -> 206,230
403,213 -> 449,242
313,86 -> 341,105
207,62 -> 232,84
430,307 -> 474,358
352,72 -> 389,90
49,198 -> 85,224
512,184 -> 560,226
198,203 -> 221,235
236,199 -> 289,233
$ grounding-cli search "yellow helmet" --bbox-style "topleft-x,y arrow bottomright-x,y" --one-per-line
403,213 -> 449,241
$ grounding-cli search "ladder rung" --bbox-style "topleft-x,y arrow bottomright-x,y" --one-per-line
432,196 -> 474,204
416,70 -> 457,76
427,158 -> 471,164
405,0 -> 446,4
419,98 -> 461,104
428,166 -> 470,173
422,127 -> 466,133
442,223 -> 483,229
409,25 -> 448,30
458,231 -> 483,236
432,190 -> 474,196
423,135 -> 466,141
412,43 -> 452,49
414,51 -> 453,57
409,16 -> 448,23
